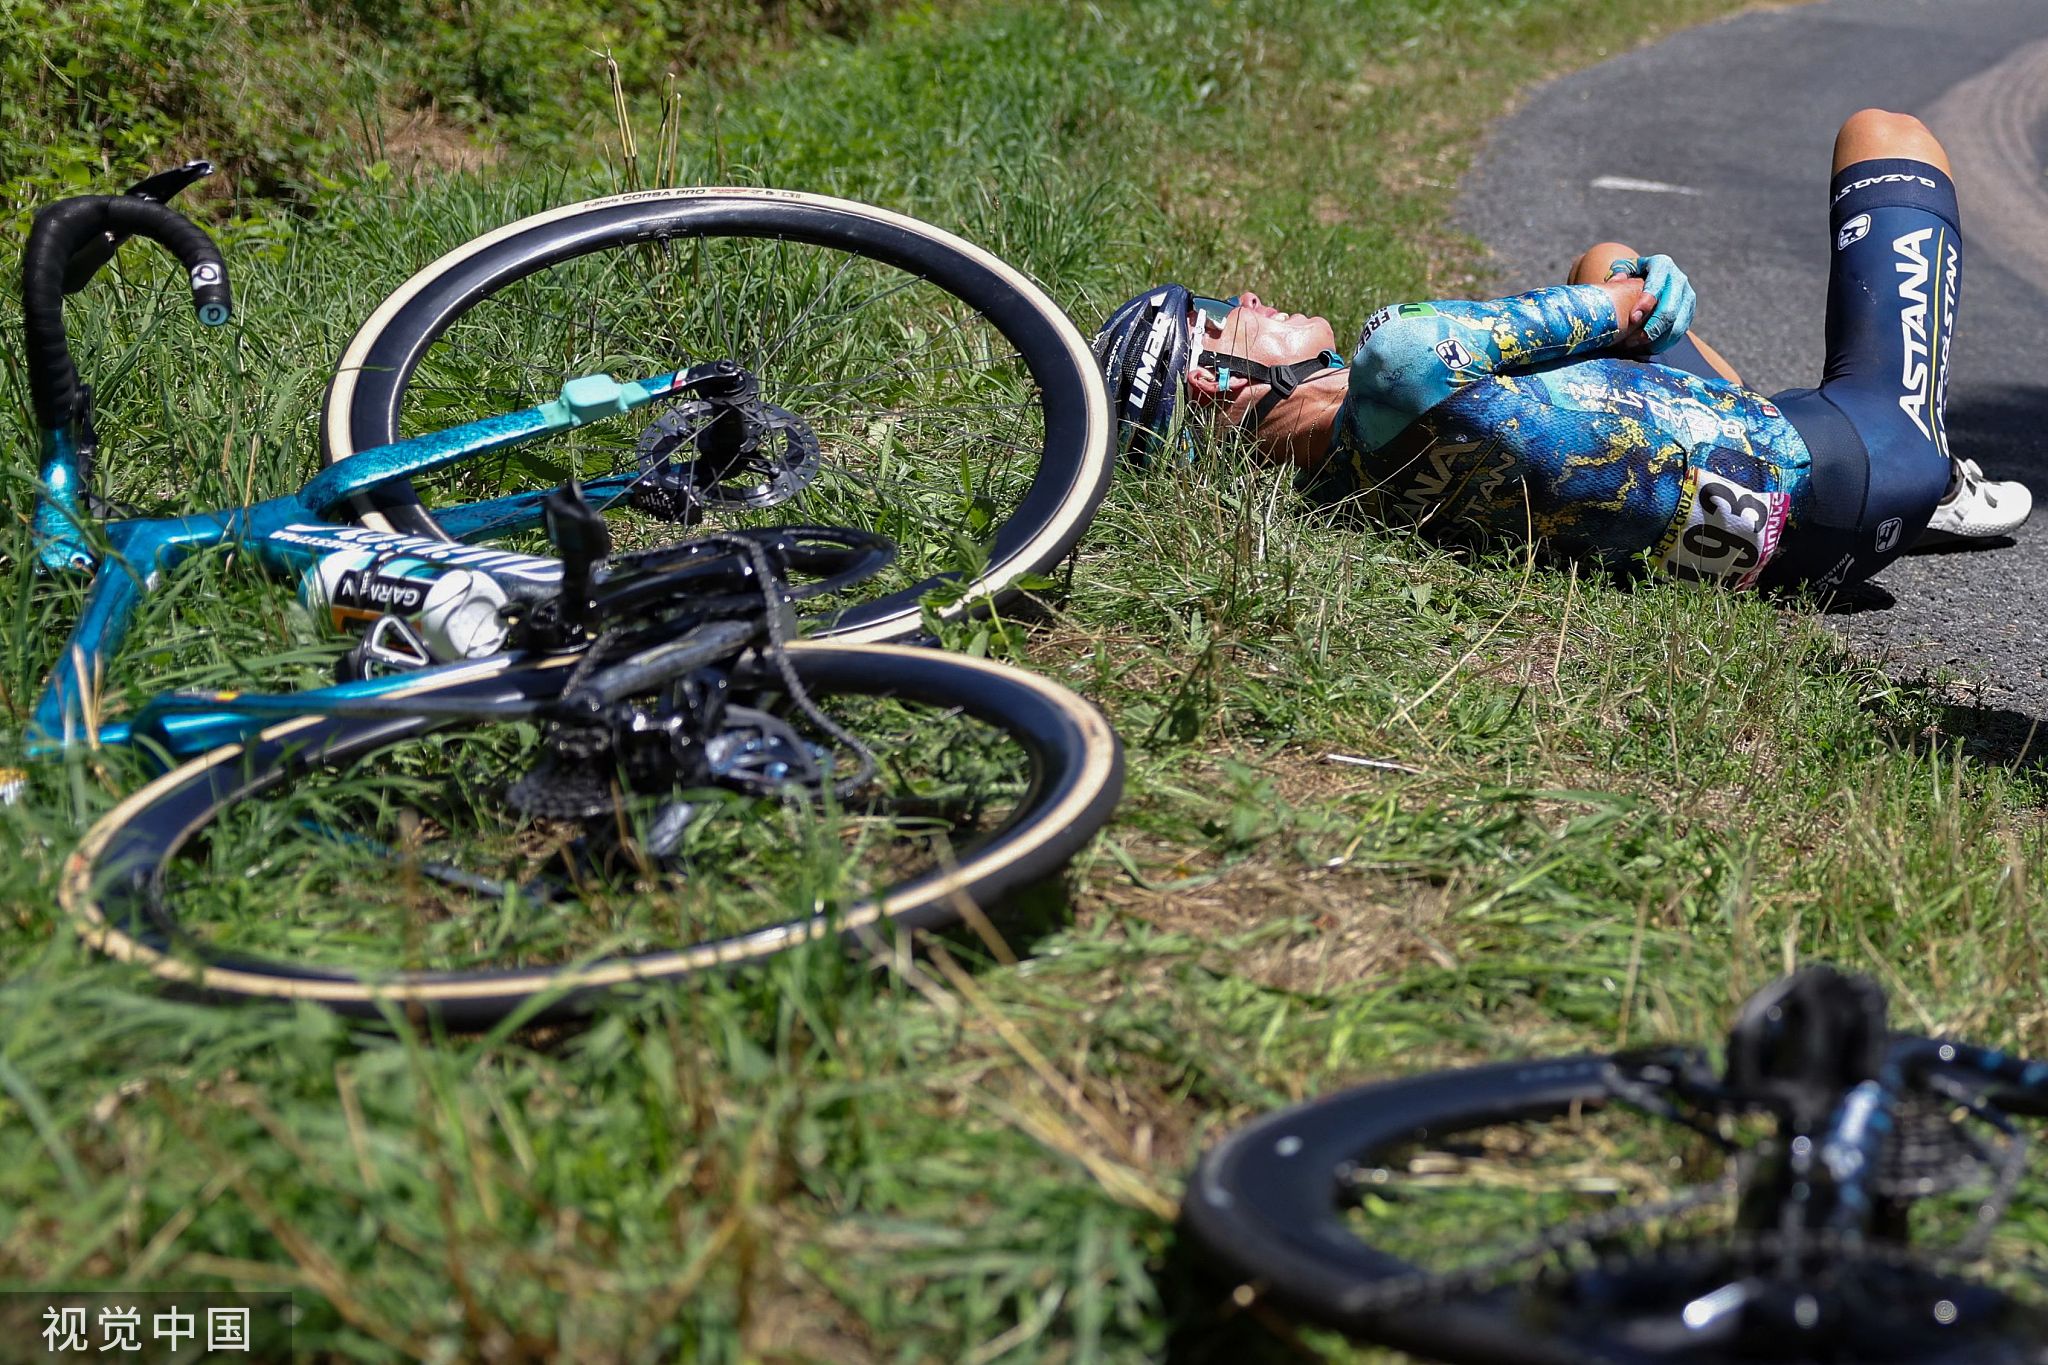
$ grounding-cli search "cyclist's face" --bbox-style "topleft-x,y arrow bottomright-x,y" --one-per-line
1189,293 -> 1343,434
1194,292 -> 1339,377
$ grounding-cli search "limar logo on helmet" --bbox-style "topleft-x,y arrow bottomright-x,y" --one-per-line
1093,283 -> 1199,461
1131,308 -> 1177,409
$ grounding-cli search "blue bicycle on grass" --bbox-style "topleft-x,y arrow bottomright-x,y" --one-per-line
24,164 -> 1122,1026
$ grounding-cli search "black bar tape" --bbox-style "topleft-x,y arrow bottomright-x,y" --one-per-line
63,161 -> 219,295
22,196 -> 232,431
62,236 -> 122,295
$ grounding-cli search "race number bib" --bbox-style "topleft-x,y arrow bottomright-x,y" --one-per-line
1655,468 -> 1789,589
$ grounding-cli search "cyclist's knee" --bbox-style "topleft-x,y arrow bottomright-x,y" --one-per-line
1567,242 -> 1640,285
1833,108 -> 1951,175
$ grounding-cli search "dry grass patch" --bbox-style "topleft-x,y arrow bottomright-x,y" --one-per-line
1118,856 -> 1458,999
372,106 -> 502,176
1097,745 -> 1462,995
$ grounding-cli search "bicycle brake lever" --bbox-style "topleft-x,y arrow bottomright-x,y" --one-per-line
124,160 -> 217,202
62,160 -> 217,296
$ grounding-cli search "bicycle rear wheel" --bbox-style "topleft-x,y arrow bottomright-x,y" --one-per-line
322,187 -> 1113,644
60,645 -> 1122,1027
1184,1054 -> 2048,1364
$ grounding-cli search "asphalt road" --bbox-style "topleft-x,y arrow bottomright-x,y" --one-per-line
1456,0 -> 2048,734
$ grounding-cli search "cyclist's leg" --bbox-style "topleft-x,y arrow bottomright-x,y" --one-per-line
1566,240 -> 1741,384
1762,109 -> 1959,589
1831,105 -> 1953,181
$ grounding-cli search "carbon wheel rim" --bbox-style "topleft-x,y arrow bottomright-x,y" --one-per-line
1183,1056 -> 2048,1365
321,188 -> 1113,645
61,645 -> 1123,1026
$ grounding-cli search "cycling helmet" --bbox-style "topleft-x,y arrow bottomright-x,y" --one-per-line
1092,284 -> 1197,462
1093,284 -> 1347,461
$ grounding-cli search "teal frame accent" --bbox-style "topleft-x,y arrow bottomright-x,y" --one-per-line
27,369 -> 687,756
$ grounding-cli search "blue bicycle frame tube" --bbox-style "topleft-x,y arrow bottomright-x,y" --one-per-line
295,370 -> 684,516
425,471 -> 645,543
27,370 -> 685,754
34,428 -> 98,574
94,653 -> 527,756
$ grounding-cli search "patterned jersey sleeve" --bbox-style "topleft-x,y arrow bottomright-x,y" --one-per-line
1313,287 -> 1817,590
1346,285 -> 1627,449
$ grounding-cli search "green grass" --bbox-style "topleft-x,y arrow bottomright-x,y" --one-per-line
156,690 -> 1052,972
1,0 -> 890,223
12,0 -> 2048,1360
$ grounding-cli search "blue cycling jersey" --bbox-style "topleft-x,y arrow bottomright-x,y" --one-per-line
1319,285 -> 1813,587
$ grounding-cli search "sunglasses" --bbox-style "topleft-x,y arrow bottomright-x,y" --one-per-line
1190,294 -> 1241,326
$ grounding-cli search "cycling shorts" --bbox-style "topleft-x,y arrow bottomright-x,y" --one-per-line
1757,159 -> 1961,590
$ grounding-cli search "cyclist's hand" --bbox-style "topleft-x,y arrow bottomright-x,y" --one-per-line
1599,276 -> 1653,347
1608,254 -> 1695,353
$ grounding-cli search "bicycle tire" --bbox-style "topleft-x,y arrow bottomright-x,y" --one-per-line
321,187 -> 1113,644
1184,1054 -> 2048,1365
60,644 -> 1123,1028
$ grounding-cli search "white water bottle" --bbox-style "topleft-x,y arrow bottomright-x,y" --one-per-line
300,551 -> 511,661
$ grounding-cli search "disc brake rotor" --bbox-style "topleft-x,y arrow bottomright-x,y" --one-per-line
631,399 -> 823,519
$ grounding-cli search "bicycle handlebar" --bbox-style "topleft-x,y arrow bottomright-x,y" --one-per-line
61,161 -> 218,295
22,195 -> 233,431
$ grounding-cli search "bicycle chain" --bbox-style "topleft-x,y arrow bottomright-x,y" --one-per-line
506,531 -> 878,820
725,530 -> 877,802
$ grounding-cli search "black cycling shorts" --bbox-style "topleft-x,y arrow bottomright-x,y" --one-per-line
1759,159 -> 1961,589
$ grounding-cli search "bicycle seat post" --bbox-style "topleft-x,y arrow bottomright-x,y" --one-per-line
543,481 -> 612,633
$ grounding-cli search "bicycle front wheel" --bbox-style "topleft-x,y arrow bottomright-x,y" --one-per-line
60,645 -> 1123,1027
322,187 -> 1113,644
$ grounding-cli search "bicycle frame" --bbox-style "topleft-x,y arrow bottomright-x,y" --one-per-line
29,369 -> 693,758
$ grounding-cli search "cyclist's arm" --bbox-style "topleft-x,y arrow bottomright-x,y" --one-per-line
1347,284 -> 1630,448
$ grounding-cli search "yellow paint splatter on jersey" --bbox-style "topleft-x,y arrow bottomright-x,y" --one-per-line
1323,282 -> 1812,578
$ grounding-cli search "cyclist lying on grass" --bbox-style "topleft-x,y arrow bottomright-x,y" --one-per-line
1094,108 -> 2028,591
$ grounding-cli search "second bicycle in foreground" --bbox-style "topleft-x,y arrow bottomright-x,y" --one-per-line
1185,966 -> 2048,1364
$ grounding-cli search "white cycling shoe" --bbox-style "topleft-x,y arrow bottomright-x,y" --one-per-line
1920,457 -> 2033,543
